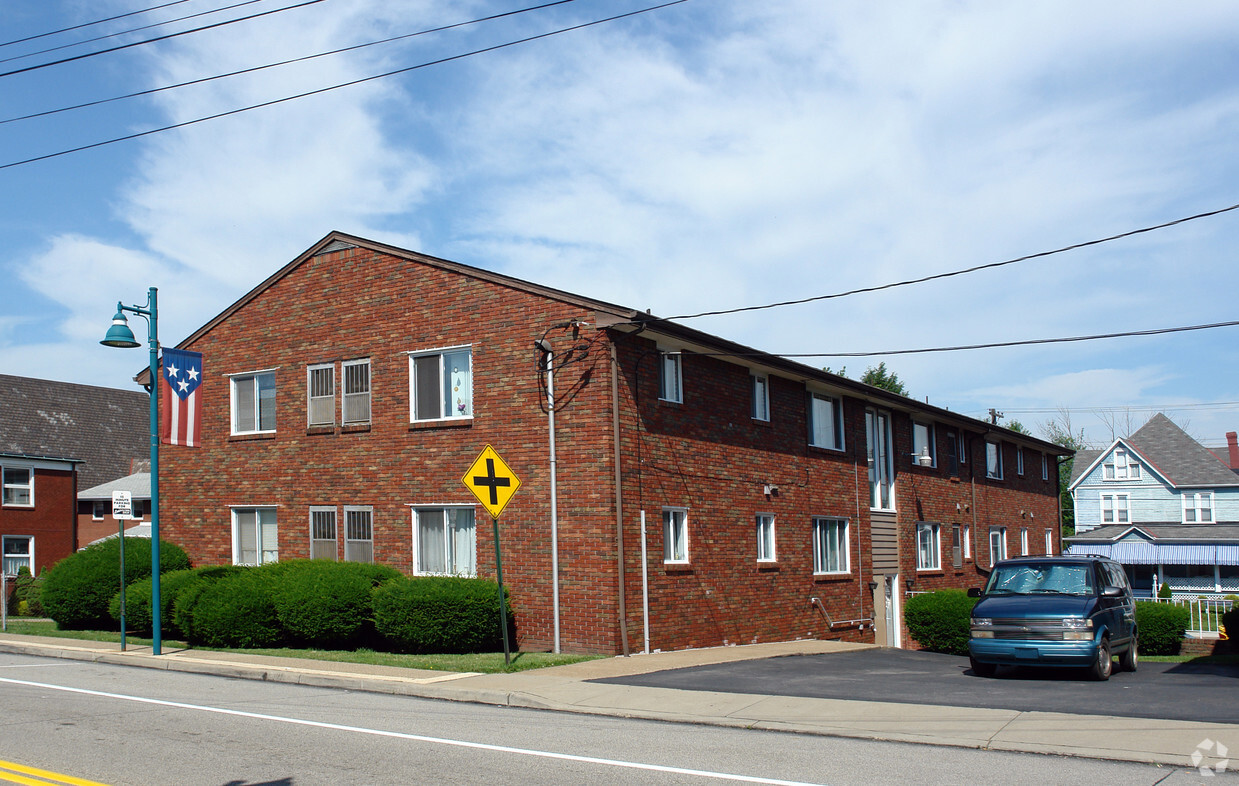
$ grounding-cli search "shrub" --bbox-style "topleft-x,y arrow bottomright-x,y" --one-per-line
40,538 -> 190,630
185,566 -> 284,649
373,576 -> 512,654
109,569 -> 199,637
8,567 -> 44,617
1135,601 -> 1190,655
171,565 -> 246,641
1221,606 -> 1239,654
1157,582 -> 1173,599
903,589 -> 976,656
272,561 -> 401,648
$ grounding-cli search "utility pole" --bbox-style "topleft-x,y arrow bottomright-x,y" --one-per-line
988,408 -> 1003,425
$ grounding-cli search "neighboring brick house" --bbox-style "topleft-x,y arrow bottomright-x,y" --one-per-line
0,376 -> 148,576
1066,414 -> 1239,598
77,472 -> 151,549
157,231 -> 1069,654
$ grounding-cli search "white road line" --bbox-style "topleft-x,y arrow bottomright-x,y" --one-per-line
0,676 -> 827,785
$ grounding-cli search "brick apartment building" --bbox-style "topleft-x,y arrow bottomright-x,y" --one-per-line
156,231 -> 1069,654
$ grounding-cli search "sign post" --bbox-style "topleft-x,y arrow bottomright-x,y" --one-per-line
462,445 -> 521,667
112,490 -> 133,651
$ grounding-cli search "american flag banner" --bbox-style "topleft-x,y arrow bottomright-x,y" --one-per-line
161,347 -> 203,447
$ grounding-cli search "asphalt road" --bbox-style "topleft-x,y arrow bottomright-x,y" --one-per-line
595,648 -> 1239,724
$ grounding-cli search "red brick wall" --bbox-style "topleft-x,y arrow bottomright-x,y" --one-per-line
158,242 -> 1065,655
0,467 -> 76,574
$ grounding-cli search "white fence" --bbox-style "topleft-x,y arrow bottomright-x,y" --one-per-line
1145,596 -> 1233,636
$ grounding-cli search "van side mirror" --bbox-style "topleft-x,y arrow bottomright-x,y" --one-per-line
967,587 -> 982,598
1101,586 -> 1122,598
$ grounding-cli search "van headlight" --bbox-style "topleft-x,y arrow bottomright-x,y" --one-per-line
1061,618 -> 1093,641
971,618 -> 994,639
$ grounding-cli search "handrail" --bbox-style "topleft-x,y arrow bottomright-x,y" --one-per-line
810,596 -> 872,629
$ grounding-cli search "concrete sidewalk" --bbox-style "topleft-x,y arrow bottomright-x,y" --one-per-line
0,632 -> 1234,771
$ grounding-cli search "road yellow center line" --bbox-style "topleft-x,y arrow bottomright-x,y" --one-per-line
0,759 -> 109,786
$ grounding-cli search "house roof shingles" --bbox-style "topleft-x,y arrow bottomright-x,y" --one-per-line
0,375 -> 149,489
1069,414 -> 1239,488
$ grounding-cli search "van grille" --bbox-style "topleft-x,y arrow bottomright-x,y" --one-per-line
989,619 -> 1067,641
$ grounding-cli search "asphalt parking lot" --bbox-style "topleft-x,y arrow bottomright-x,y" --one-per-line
594,648 -> 1239,724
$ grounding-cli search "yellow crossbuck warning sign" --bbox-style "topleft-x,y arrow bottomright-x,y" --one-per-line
462,445 -> 521,519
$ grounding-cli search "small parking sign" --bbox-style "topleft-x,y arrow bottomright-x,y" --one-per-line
112,490 -> 133,520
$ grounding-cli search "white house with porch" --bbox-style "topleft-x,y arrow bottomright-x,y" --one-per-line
1066,414 -> 1239,598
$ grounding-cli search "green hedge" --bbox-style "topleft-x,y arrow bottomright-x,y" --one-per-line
40,538 -> 190,630
904,590 -> 976,656
109,569 -> 199,637
185,566 -> 285,648
1135,601 -> 1190,655
272,561 -> 401,648
7,567 -> 44,617
373,576 -> 512,654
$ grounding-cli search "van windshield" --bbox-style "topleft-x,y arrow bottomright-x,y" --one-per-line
984,562 -> 1095,596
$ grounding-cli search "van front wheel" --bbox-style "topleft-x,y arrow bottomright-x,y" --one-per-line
1118,637 -> 1138,672
970,656 -> 995,677
1089,638 -> 1112,681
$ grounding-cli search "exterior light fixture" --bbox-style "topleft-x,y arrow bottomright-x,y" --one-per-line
101,288 -> 164,656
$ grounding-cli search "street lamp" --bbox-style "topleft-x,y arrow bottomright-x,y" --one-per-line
101,287 -> 163,656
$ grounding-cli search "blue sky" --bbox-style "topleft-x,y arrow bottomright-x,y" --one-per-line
3,0 -> 1239,450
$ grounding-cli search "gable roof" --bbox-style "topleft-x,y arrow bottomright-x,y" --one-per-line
78,472 -> 151,502
1069,413 -> 1239,490
162,230 -> 1072,457
1127,413 -> 1239,487
0,375 -> 149,489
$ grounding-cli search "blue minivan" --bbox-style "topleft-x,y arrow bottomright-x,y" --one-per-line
967,555 -> 1137,681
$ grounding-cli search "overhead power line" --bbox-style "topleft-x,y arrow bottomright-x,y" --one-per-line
0,0 -> 582,126
784,318 -> 1239,358
0,0 -> 688,171
0,0 -> 273,66
0,0 -> 328,79
0,0 -> 193,49
653,202 -> 1239,323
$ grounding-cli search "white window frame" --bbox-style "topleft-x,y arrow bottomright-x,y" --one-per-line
412,506 -> 476,577
658,349 -> 683,404
963,524 -> 971,560
309,506 -> 337,561
1,466 -> 34,507
945,430 -> 963,476
1101,492 -> 1130,525
409,346 -> 473,422
230,370 -> 277,435
866,409 -> 894,511
1020,527 -> 1029,555
1045,528 -> 1053,555
663,507 -> 689,564
808,392 -> 844,451
912,421 -> 935,468
342,358 -> 372,425
916,522 -> 941,571
989,527 -> 1007,567
344,505 -> 374,563
985,441 -> 1003,480
1183,492 -> 1215,524
751,374 -> 769,422
812,516 -> 850,575
755,513 -> 776,562
1016,447 -> 1025,476
2,535 -> 33,576
91,501 -> 107,520
232,506 -> 279,565
1103,449 -> 1141,481
307,363 -> 335,427
1042,453 -> 1049,481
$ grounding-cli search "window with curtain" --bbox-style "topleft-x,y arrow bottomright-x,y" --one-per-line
234,508 -> 278,565
232,372 -> 276,434
414,507 -> 475,576
812,517 -> 849,574
410,348 -> 472,421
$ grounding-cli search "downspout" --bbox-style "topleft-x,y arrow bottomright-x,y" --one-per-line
540,341 -> 561,654
611,342 -> 630,656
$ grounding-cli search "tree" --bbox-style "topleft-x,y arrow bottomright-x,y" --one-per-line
1004,419 -> 1030,435
859,362 -> 908,397
1040,408 -> 1088,537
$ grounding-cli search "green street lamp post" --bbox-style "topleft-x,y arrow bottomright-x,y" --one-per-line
101,287 -> 163,656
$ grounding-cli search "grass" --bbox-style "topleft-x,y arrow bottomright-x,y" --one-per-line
0,618 -> 603,674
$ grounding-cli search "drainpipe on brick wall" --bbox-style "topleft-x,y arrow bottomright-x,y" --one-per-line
611,342 -> 630,656
537,340 -> 561,654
